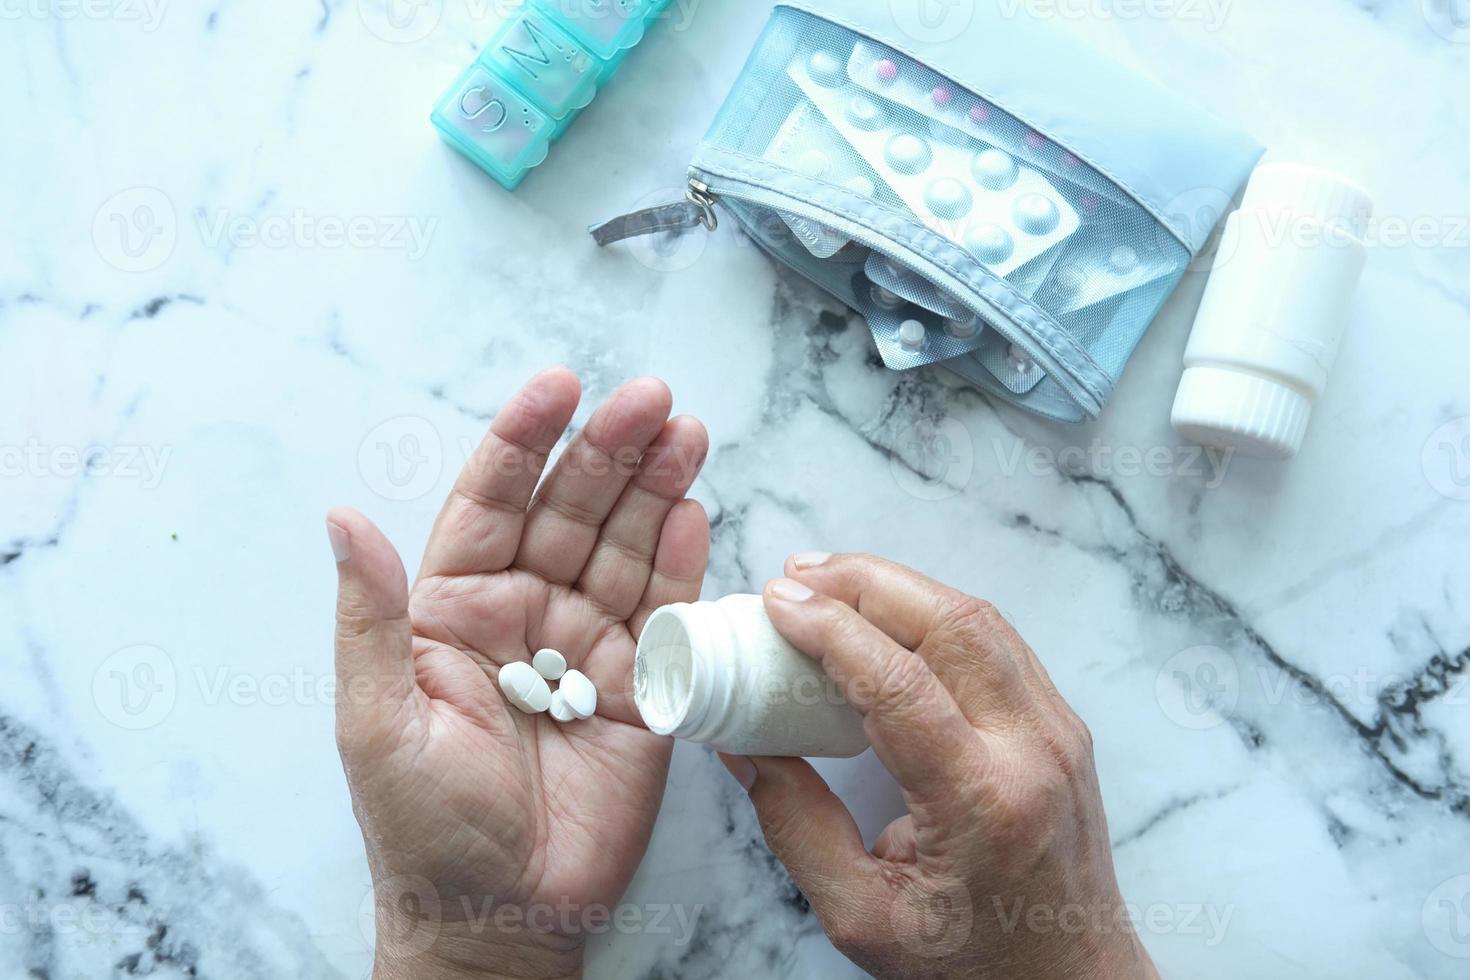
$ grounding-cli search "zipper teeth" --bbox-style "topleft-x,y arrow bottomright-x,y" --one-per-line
689,166 -> 1098,414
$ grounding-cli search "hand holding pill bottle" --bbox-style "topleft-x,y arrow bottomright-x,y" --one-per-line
722,553 -> 1161,980
326,368 -> 710,980
329,370 -> 1153,980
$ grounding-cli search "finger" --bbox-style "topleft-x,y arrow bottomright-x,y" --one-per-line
783,553 -> 1037,719
720,755 -> 892,927
418,367 -> 581,580
583,499 -> 709,726
515,377 -> 673,585
629,499 -> 710,637
577,416 -> 708,619
327,508 -> 417,747
763,579 -> 983,807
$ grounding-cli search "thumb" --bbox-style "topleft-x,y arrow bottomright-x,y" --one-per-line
720,754 -> 891,930
327,507 -> 416,748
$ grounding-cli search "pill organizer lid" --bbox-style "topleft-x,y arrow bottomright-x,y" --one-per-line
776,0 -> 1264,255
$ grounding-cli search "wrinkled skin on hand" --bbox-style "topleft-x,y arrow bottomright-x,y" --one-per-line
329,370 -> 709,980
722,554 -> 1160,980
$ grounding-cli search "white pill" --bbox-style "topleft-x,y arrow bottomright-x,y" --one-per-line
898,319 -> 927,351
924,177 -> 972,219
807,50 -> 846,87
558,669 -> 598,720
972,149 -> 1019,191
523,676 -> 552,713
844,175 -> 876,197
1054,265 -> 1087,295
965,223 -> 1014,265
1013,194 -> 1060,235
870,283 -> 906,310
1008,343 -> 1036,371
498,662 -> 551,715
548,690 -> 578,723
884,134 -> 932,175
796,149 -> 832,179
1109,245 -> 1139,274
532,648 -> 567,681
944,314 -> 980,339
845,95 -> 885,131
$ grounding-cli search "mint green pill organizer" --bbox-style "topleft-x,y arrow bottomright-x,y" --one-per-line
431,0 -> 672,190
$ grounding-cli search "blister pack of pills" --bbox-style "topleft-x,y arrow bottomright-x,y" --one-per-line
431,0 -> 672,190
864,253 -> 972,323
788,56 -> 1082,280
592,1 -> 1263,422
763,102 -> 873,258
844,41 -> 1136,214
853,272 -> 984,371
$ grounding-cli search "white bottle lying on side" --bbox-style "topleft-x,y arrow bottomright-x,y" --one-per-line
634,594 -> 870,758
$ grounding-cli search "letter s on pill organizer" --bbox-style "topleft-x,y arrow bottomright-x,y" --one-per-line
431,0 -> 675,190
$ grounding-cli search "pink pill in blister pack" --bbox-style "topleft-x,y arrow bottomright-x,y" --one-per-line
845,40 -> 1135,212
787,55 -> 1080,279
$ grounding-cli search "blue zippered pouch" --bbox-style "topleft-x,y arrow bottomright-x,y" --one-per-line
597,0 -> 1264,422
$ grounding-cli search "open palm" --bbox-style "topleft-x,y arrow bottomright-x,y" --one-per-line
329,370 -> 709,979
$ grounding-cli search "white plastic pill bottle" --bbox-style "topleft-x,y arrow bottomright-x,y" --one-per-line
1172,162 -> 1374,459
634,594 -> 870,758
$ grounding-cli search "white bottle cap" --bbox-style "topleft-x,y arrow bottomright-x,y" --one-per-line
1172,365 -> 1314,461
1171,164 -> 1373,460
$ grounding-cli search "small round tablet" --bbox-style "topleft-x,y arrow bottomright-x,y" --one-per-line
965,223 -> 1014,265
924,178 -> 972,219
897,319 -> 927,351
944,315 -> 980,339
931,85 -> 955,107
971,149 -> 1018,191
532,648 -> 567,681
1109,245 -> 1139,274
1008,343 -> 1036,371
844,175 -> 876,197
969,103 -> 992,125
884,134 -> 932,175
807,50 -> 846,87
875,58 -> 899,84
558,669 -> 597,720
845,95 -> 886,131
796,149 -> 832,179
870,284 -> 906,310
548,690 -> 577,723
1054,265 -> 1088,296
1013,193 -> 1061,235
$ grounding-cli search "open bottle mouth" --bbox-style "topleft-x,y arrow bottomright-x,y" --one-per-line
634,607 -> 697,735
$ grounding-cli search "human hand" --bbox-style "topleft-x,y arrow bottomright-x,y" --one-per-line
329,369 -> 709,980
721,554 -> 1158,980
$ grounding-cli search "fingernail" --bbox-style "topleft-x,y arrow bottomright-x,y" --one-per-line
719,753 -> 757,791
327,522 -> 350,563
769,578 -> 814,602
791,551 -> 831,569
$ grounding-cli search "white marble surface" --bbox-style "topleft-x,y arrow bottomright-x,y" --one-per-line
3,0 -> 1470,977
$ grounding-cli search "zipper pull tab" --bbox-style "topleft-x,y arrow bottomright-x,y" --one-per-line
686,179 -> 719,231
589,179 -> 720,247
